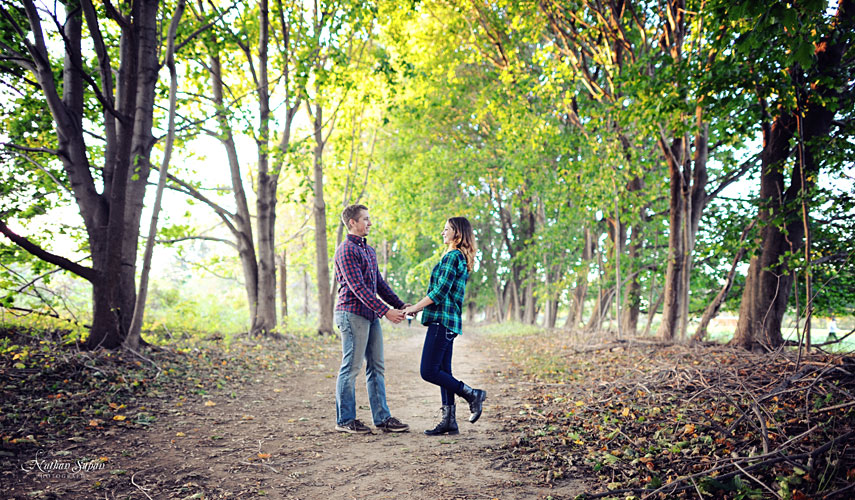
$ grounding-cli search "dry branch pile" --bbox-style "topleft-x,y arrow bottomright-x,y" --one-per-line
490,330 -> 855,499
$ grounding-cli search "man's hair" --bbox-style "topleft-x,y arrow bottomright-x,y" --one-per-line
341,204 -> 368,229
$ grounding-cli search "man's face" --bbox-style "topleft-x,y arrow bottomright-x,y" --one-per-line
349,210 -> 372,237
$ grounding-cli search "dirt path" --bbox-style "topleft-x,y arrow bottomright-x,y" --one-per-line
11,327 -> 588,499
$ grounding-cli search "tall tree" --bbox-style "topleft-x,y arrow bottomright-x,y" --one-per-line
304,0 -> 375,335
1,0 -> 163,348
536,0 -> 757,339
127,0 -> 187,349
732,0 -> 855,349
171,0 -> 306,335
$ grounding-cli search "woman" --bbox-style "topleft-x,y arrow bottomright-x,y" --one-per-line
403,217 -> 486,435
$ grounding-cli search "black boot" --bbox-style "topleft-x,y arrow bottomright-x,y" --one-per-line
424,405 -> 459,436
459,384 -> 486,423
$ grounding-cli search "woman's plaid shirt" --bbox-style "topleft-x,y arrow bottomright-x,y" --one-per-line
334,234 -> 405,321
421,249 -> 469,335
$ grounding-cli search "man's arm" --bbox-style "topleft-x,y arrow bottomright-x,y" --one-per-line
336,244 -> 391,317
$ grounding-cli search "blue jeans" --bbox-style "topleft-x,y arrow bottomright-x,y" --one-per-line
335,311 -> 391,426
420,323 -> 463,406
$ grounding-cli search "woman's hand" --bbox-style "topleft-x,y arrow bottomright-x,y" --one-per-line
405,296 -> 434,316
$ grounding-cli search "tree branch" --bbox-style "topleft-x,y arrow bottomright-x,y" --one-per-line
706,155 -> 759,203
161,172 -> 235,222
154,235 -> 237,248
2,141 -> 67,159
51,2 -> 120,121
0,219 -> 97,282
0,39 -> 36,72
2,147 -> 72,195
171,0 -> 241,58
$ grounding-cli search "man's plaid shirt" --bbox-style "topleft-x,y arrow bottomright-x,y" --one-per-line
334,234 -> 404,321
421,249 -> 469,335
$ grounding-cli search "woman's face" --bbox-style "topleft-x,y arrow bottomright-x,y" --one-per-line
441,221 -> 455,246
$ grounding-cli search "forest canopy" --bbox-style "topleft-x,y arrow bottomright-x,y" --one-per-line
0,0 -> 853,349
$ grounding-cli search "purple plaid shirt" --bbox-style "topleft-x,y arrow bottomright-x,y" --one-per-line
334,234 -> 404,321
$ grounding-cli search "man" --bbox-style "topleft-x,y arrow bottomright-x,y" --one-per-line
333,204 -> 410,434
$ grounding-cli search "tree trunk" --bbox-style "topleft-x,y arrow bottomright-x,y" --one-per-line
655,136 -> 688,342
311,103 -> 334,335
732,115 -> 796,349
510,278 -> 521,322
620,223 -> 642,337
254,0 -> 278,335
545,298 -> 558,328
114,0 -> 162,347
207,47 -> 259,331
382,238 -> 388,279
643,289 -> 665,337
87,0 -> 160,349
502,280 -> 514,321
655,109 -> 710,341
493,282 -> 505,323
280,249 -> 288,320
303,268 -> 310,317
733,2 -> 851,349
126,0 -> 185,350
565,227 -> 594,330
585,287 -> 615,332
522,280 -> 536,325
693,220 -> 756,342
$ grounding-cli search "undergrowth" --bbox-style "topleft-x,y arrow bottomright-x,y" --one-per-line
487,327 -> 855,500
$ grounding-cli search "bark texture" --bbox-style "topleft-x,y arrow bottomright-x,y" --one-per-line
733,0 -> 853,349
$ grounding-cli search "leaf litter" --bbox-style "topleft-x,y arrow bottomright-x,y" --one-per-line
487,328 -> 855,499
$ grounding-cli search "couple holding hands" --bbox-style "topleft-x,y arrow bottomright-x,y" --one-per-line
332,204 -> 486,436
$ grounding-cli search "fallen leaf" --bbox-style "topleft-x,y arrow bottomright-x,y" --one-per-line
204,401 -> 216,407
112,415 -> 126,421
257,453 -> 271,459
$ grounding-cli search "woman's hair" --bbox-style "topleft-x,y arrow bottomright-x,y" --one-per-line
447,217 -> 476,272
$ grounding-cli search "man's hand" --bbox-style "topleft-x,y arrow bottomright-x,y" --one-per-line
385,309 -> 405,324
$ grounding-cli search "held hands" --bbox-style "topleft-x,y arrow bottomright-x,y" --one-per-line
384,308 -> 406,324
402,304 -> 421,317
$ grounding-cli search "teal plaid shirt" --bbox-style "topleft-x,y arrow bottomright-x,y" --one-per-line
421,249 -> 469,335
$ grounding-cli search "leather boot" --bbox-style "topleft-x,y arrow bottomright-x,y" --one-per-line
459,384 -> 486,423
424,405 -> 459,436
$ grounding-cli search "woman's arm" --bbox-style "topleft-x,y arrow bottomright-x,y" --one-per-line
403,296 -> 433,316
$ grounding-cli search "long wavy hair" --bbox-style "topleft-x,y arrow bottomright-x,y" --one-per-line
447,217 -> 476,272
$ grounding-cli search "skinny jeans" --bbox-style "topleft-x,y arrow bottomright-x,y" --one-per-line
419,323 -> 463,406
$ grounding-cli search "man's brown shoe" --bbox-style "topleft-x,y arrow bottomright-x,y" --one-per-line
376,416 -> 410,433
